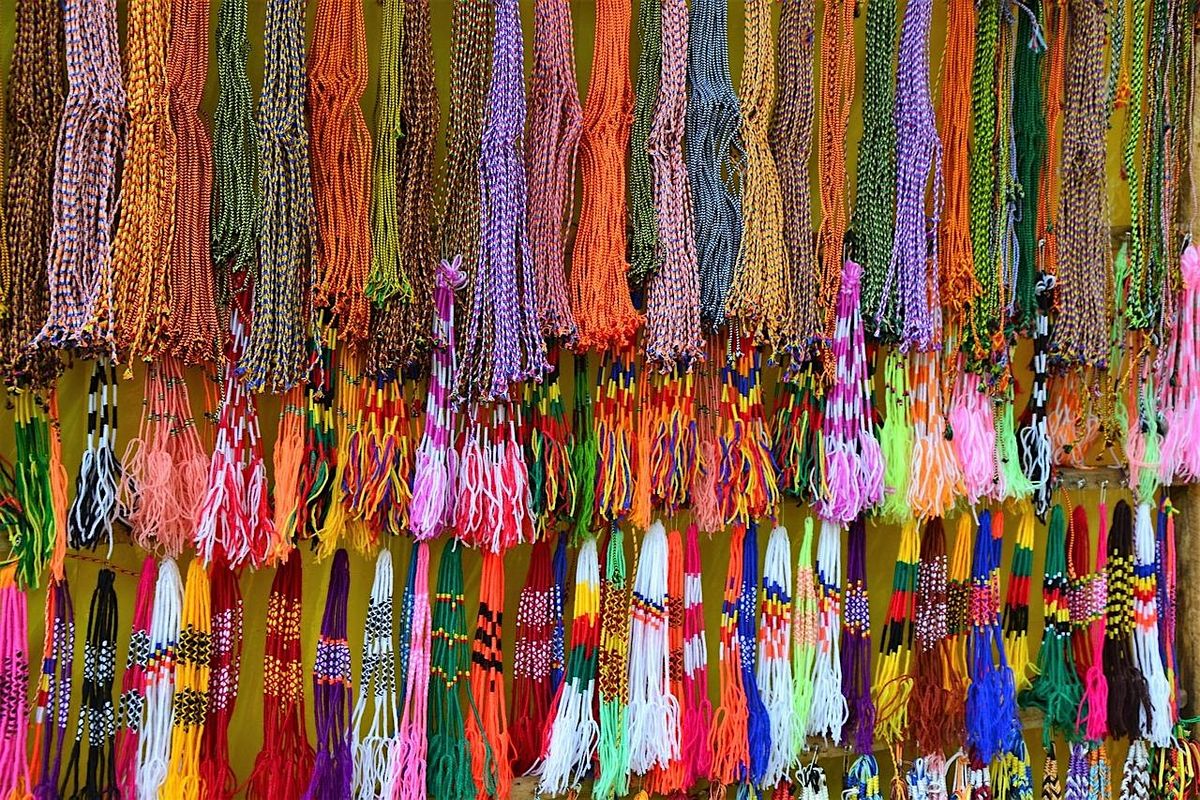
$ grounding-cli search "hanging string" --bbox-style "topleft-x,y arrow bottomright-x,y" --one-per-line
818,260 -> 883,525
393,543 -> 431,800
211,0 -> 258,290
38,0 -> 125,353
134,558 -> 182,800
948,367 -> 996,506
815,0 -> 856,349
686,0 -> 743,333
709,525 -> 749,790
717,341 -> 780,526
511,540 -> 558,773
1012,0 -> 1045,334
459,0 -> 546,401
0,568 -> 31,799
198,563 -> 242,800
304,549 -> 353,799
248,557 -> 313,800
909,518 -> 955,757
342,375 -> 415,544
12,393 -> 59,587
165,0 -> 219,363
538,536 -> 601,795
110,0 -> 174,361
1050,0 -> 1110,367
854,0 -> 899,343
1078,499 -> 1110,742
1001,507 -> 1035,699
527,0 -> 582,344
644,0 -> 702,366
313,347 -> 369,558
526,355 -> 576,533
907,351 -> 963,520
1,0 -> 65,387
1100,501 -> 1148,740
594,529 -> 631,800
738,523 -> 770,785
32,578 -> 73,800
60,569 -> 119,800
368,0 -> 439,373
410,260 -> 464,540
570,0 -> 642,350
455,404 -> 534,553
646,526 -> 685,795
690,352 -> 722,533
161,560 -> 211,800
754,525 -> 791,789
465,552 -> 513,800
68,359 -> 121,552
1131,502 -> 1172,745
626,521 -> 679,776
773,365 -> 825,506
771,0 -> 821,361
307,0 -> 372,343
428,544 -> 474,800
350,550 -> 398,800
841,516 -> 876,756
727,0 -> 789,349
1019,273 -> 1055,517
878,352 -> 912,522
885,0 -> 942,350
115,559 -> 155,794
1158,245 -> 1200,484
791,517 -> 819,755
874,520 -> 918,748
681,524 -> 713,789
808,520 -> 847,741
1156,499 -> 1178,723
244,0 -> 317,392
629,0 -> 662,288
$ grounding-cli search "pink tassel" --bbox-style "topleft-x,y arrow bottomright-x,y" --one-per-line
1159,245 -> 1200,482
392,544 -> 431,800
948,368 -> 995,505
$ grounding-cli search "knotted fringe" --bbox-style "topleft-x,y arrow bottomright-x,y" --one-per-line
1131,503 -> 1172,745
709,527 -> 749,787
791,518 -> 819,758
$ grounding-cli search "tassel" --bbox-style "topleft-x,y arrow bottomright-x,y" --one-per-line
709,526 -> 750,788
740,524 -> 771,785
875,520 -> 918,747
773,367 -> 826,507
526,354 -> 577,533
115,560 -> 155,797
344,377 -> 414,542
1158,245 -> 1200,483
136,559 -> 183,800
537,538 -> 601,796
247,558 -> 314,800
717,341 -> 781,526
626,521 -> 679,775
758,525 -> 793,789
457,405 -> 534,553
945,519 -> 974,746
948,368 -> 996,506
31,577 -> 72,800
68,359 -> 122,552
994,740 -> 1035,800
11,393 -> 59,587
570,356 -> 599,541
1018,273 -> 1054,517
992,393 -> 1034,503
878,352 -> 913,522
304,551 -> 354,800
909,519 -> 955,756
466,552 -> 513,800
594,530 -> 631,800
841,516 -> 875,756
428,545 -> 474,800
646,527 -> 686,795
594,355 -> 638,526
1131,503 -> 1172,745
199,563 -> 243,800
791,518 -> 819,756
1001,508 -> 1035,697
808,520 -> 847,741
161,561 -> 211,800
681,524 -> 713,789
644,369 -> 699,516
351,550 -> 399,800
393,544 -> 431,800
1080,502 -> 1109,741
0,569 -> 31,799
1101,501 -> 1149,740
1156,500 -> 1179,723
908,352 -> 964,519
511,541 -> 558,773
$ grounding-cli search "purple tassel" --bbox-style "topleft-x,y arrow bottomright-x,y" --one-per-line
304,550 -> 354,800
841,516 -> 876,756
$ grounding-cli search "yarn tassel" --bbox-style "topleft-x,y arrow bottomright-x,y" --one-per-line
247,558 -> 314,800
691,354 -> 723,533
758,525 -> 793,789
537,538 -> 601,796
773,367 -> 826,507
993,393 -> 1034,503
1101,501 -> 1149,740
909,518 -> 954,756
570,356 -> 599,541
68,359 -> 122,552
466,552 -> 513,800
626,521 -> 679,775
393,543 -> 431,800
1080,502 -> 1109,741
428,545 -> 474,800
1001,508 -> 1035,697
161,561 -> 211,800
1018,273 -> 1054,517
879,352 -> 913,522
718,342 -> 781,526
948,368 -> 996,506
1159,245 -> 1200,482
351,550 -> 398,800
808,520 -> 847,741
457,405 -> 534,554
135,559 -> 183,800
11,393 -> 58,587
115,559 -> 155,797
681,524 -> 713,789
199,563 -> 243,800
907,352 -> 963,519
526,355 -> 577,533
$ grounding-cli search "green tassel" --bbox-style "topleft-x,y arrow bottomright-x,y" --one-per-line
879,350 -> 913,521
571,356 -> 597,544
427,544 -> 475,800
593,529 -> 630,800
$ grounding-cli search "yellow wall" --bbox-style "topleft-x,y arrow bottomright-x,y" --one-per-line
0,0 -> 1144,793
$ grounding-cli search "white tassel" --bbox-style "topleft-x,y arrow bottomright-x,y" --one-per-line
807,520 -> 846,740
1132,503 -> 1173,746
537,538 -> 601,796
625,521 -> 678,775
351,550 -> 399,800
136,559 -> 182,800
757,525 -> 793,788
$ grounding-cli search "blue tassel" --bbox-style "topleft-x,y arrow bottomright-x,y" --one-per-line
740,522 -> 772,785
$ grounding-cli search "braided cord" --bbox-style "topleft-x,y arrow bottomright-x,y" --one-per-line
1012,0 -> 1045,334
771,0 -> 821,362
527,0 -> 582,343
308,0 -> 373,344
110,0 -> 175,360
39,0 -> 125,354
1123,0 -> 1150,329
366,0 -> 405,306
629,0 -> 663,287
727,0 -> 790,353
212,0 -> 258,288
1,0 -> 65,387
687,0 -> 743,333
644,0 -> 702,365
245,0 -> 317,392
368,0 -> 439,375
855,0 -> 899,343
